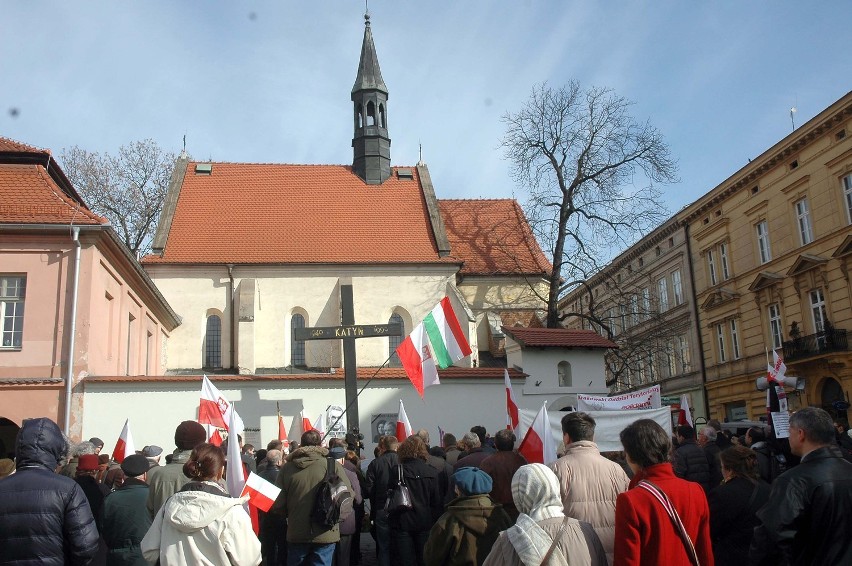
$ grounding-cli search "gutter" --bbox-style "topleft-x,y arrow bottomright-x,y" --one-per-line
64,227 -> 81,435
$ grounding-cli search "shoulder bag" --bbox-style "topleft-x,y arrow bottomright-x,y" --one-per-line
637,480 -> 701,566
385,464 -> 413,514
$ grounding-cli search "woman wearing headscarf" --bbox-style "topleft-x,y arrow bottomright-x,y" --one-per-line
614,419 -> 713,566
140,443 -> 261,566
707,445 -> 770,566
483,464 -> 606,566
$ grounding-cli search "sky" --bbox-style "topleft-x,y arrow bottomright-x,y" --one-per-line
2,1 -> 851,223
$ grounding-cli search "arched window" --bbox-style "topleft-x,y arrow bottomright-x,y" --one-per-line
291,314 -> 306,367
204,315 -> 222,369
355,104 -> 363,129
388,313 -> 405,367
558,361 -> 572,387
379,103 -> 386,128
366,101 -> 376,126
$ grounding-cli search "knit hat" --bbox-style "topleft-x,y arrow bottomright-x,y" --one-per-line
174,421 -> 207,450
121,454 -> 150,477
328,446 -> 347,460
142,445 -> 163,457
77,454 -> 100,471
452,466 -> 493,495
0,458 -> 14,478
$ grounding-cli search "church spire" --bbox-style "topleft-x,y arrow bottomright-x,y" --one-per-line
351,12 -> 391,185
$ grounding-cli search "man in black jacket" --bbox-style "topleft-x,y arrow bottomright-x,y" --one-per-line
365,435 -> 398,566
673,424 -> 712,492
0,417 -> 99,565
750,407 -> 852,565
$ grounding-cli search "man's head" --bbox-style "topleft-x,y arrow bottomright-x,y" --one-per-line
88,437 -> 104,454
415,429 -> 431,446
267,439 -> 283,451
833,420 -> 846,435
380,435 -> 399,453
301,429 -> 322,447
494,429 -> 516,451
328,438 -> 347,461
266,449 -> 283,467
788,407 -> 835,457
461,432 -> 481,449
120,454 -> 150,481
676,425 -> 696,442
698,426 -> 717,446
452,466 -> 493,497
561,412 -> 596,445
142,445 -> 163,464
72,441 -> 97,458
745,426 -> 766,446
470,426 -> 487,445
442,433 -> 457,449
242,444 -> 255,455
174,420 -> 207,450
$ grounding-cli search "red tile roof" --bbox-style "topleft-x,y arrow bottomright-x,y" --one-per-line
502,327 -> 617,349
0,136 -> 48,153
0,163 -> 106,225
439,199 -> 552,275
145,163 -> 457,265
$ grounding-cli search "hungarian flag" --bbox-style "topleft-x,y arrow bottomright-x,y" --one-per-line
396,399 -> 413,440
199,375 -> 244,445
505,369 -> 520,431
518,402 -> 557,465
396,297 -> 471,397
111,418 -> 135,464
241,472 -> 282,512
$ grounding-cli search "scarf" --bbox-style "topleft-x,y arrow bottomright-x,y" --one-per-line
506,464 -> 570,566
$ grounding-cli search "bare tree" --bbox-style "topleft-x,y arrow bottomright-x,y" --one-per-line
502,82 -> 678,327
61,139 -> 177,257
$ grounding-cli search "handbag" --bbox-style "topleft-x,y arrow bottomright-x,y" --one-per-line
385,464 -> 413,514
637,480 -> 701,566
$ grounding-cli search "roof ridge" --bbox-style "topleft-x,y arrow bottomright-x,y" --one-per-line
0,135 -> 49,153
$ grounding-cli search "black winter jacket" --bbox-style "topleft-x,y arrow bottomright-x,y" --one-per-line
0,418 -> 99,565
749,445 -> 852,566
673,440 -> 711,492
388,458 -> 442,533
366,450 -> 398,515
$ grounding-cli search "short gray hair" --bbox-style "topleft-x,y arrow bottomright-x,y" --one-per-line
72,441 -> 97,457
462,432 -> 481,448
266,449 -> 283,465
700,426 -> 717,442
790,407 -> 835,445
416,429 -> 430,445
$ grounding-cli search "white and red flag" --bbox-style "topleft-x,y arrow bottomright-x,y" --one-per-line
111,418 -> 135,464
277,402 -> 289,450
678,394 -> 693,427
313,412 -> 327,440
396,399 -> 413,440
505,369 -> 520,431
518,401 -> 557,466
199,375 -> 245,445
240,472 -> 282,512
302,411 -> 315,434
225,407 -> 246,498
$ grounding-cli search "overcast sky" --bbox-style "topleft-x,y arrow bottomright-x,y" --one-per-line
2,1 -> 851,218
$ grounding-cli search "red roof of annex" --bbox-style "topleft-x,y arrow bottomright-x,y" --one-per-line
502,327 -> 618,349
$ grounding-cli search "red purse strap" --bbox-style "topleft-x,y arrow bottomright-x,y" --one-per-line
637,480 -> 701,566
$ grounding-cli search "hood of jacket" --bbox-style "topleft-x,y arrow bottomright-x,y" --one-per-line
447,494 -> 503,536
287,445 -> 328,469
15,417 -> 68,471
161,488 -> 246,533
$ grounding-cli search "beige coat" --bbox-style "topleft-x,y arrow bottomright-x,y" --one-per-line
550,440 -> 629,564
482,516 -> 607,566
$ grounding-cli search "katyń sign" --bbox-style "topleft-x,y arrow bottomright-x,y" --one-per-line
576,385 -> 662,411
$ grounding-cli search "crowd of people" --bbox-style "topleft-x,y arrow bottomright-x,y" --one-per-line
0,406 -> 851,565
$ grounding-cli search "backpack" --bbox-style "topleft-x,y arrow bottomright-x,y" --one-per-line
312,457 -> 354,528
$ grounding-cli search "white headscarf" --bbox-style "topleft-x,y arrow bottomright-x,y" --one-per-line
506,464 -> 569,566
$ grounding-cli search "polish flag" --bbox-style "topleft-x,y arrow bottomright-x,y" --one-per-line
396,322 -> 439,397
111,418 -> 136,464
225,407 -> 246,498
277,403 -> 289,450
302,412 -> 315,434
199,376 -> 245,444
505,369 -> 520,431
396,399 -> 413,440
313,413 -> 327,440
678,394 -> 693,427
240,472 -> 282,512
518,402 -> 557,466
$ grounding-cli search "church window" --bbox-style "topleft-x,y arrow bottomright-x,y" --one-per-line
355,104 -> 363,129
204,315 -> 222,369
379,103 -> 386,128
291,314 -> 306,367
0,276 -> 25,349
558,361 -> 572,387
388,313 -> 405,367
366,101 -> 376,126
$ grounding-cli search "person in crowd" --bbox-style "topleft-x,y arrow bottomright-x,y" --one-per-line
699,425 -> 723,490
454,432 -> 489,470
76,453 -> 111,525
673,424 -> 712,492
276,429 -> 352,566
749,406 -> 852,565
479,428 -> 527,521
259,449 -> 286,566
707,419 -> 731,450
90,437 -> 105,454
614,419 -> 713,566
601,451 -> 634,479
95,454 -> 112,483
0,457 -> 14,479
744,426 -> 782,483
146,420 -> 208,517
834,419 -> 852,453
142,445 -> 163,469
329,438 -> 362,566
141,443 -> 261,565
0,417 -> 100,565
424,466 -> 512,565
550,411 -> 630,564
416,428 -> 454,503
344,449 -> 368,566
60,439 -> 97,477
242,441 -> 257,474
101,454 -> 152,566
706,445 -> 769,566
258,440 -> 283,474
388,435 -> 442,566
470,425 -> 496,454
443,433 -> 462,466
483,463 -> 606,566
365,434 -> 399,566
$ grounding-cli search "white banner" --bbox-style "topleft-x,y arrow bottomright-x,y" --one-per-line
576,384 -> 662,411
518,406 -> 673,453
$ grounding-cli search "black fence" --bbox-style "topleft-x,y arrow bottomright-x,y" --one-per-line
783,328 -> 848,362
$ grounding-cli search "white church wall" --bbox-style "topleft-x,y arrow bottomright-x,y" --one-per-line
456,277 -> 548,310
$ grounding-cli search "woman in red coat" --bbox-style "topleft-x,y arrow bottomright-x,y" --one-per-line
614,419 -> 714,566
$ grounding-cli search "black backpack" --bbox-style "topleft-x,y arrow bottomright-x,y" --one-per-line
312,457 -> 354,529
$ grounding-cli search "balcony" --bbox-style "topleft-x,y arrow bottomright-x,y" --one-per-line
783,329 -> 848,362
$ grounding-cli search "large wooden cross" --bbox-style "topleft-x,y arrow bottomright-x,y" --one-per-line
293,284 -> 401,445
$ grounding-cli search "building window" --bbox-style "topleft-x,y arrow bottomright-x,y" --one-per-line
388,313 -> 405,367
768,303 -> 783,350
725,400 -> 748,422
657,277 -> 669,312
629,294 -> 639,327
678,335 -> 691,373
730,319 -> 741,360
205,315 -> 222,369
756,221 -> 771,264
707,249 -> 718,286
291,314 -> 306,367
672,270 -> 683,305
0,276 -> 26,349
795,198 -> 813,245
558,361 -> 572,387
810,289 -> 827,333
843,174 -> 852,225
666,341 -> 677,376
720,242 -> 731,280
716,323 -> 727,362
641,288 -> 650,319
620,304 -> 628,331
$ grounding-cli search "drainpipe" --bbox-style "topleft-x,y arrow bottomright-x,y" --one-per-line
684,223 -> 710,419
227,264 -> 235,370
64,227 -> 81,436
